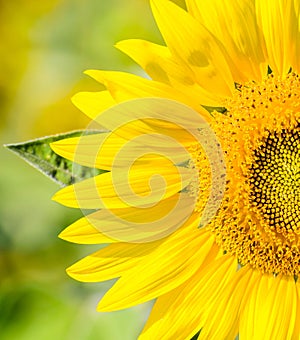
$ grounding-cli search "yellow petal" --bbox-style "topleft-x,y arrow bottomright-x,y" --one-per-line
240,274 -> 297,340
255,275 -> 297,340
51,133 -> 113,170
150,0 -> 234,97
140,254 -> 237,340
115,39 -> 173,83
239,272 -> 263,339
66,242 -> 159,282
52,165 -> 192,209
116,39 -> 223,106
292,280 -> 300,339
198,265 -> 255,340
256,0 -> 298,75
72,90 -> 116,120
65,215 -> 202,284
85,69 -> 207,112
291,0 -> 300,74
186,0 -> 267,81
185,0 -> 201,17
97,227 -> 215,311
50,126 -> 195,171
60,193 -> 197,244
59,215 -> 118,244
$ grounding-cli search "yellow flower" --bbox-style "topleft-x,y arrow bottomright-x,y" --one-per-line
51,0 -> 300,339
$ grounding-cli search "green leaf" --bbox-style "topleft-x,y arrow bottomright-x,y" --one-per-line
5,130 -> 106,187
202,105 -> 227,115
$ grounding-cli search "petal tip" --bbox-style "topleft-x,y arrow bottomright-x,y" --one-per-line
51,191 -> 60,203
58,228 -> 68,240
49,141 -> 61,154
96,299 -> 113,313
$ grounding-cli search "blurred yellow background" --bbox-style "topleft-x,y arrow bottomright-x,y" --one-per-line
1,0 -> 184,339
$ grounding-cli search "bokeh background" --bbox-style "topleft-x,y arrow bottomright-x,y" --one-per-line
1,0 -> 184,339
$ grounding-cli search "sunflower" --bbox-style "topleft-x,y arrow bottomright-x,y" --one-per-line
50,0 -> 300,339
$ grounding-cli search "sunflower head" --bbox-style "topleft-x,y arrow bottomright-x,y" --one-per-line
49,0 -> 300,339
209,72 -> 300,276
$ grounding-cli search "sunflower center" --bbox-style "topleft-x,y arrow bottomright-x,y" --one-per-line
249,128 -> 300,233
209,72 -> 300,276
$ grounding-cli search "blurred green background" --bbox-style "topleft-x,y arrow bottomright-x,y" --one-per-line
0,0 -> 184,339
